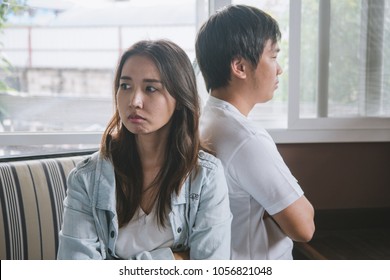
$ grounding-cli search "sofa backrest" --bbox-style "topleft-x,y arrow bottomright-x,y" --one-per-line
0,155 -> 88,259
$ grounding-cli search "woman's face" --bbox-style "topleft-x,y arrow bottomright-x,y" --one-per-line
117,55 -> 176,137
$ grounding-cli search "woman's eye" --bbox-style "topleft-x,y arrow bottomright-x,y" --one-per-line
146,86 -> 157,93
120,83 -> 130,90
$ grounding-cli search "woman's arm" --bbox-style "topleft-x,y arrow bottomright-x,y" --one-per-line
189,159 -> 232,259
173,251 -> 189,260
57,168 -> 104,260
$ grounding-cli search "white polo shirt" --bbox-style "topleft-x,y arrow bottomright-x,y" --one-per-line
200,96 -> 303,259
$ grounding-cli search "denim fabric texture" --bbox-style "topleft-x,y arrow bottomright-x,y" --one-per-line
57,150 -> 232,260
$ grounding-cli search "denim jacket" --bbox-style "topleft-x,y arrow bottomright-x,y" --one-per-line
57,150 -> 232,260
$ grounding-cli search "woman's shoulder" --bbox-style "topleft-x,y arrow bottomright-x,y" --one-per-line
197,150 -> 221,170
71,150 -> 113,179
191,150 -> 228,198
73,151 -> 100,172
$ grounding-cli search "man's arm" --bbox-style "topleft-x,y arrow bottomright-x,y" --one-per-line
271,195 -> 315,242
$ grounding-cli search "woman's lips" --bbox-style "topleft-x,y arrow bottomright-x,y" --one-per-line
129,113 -> 145,123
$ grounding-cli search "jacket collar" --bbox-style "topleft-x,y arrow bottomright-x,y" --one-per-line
171,179 -> 188,205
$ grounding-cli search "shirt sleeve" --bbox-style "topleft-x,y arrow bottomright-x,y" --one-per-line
227,132 -> 303,215
57,167 -> 104,260
189,159 -> 232,259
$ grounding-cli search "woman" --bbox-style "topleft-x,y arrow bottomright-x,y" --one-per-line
57,39 -> 231,260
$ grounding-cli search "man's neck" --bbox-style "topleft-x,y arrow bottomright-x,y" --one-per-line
211,86 -> 254,116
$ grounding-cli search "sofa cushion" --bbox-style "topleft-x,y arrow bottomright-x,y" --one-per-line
0,155 -> 87,259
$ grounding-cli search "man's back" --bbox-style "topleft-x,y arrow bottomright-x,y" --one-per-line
201,96 -> 304,259
196,4 -> 315,259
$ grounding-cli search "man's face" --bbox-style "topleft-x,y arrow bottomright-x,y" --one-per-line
250,39 -> 283,103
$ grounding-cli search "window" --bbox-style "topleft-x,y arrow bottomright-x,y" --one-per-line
1,0 -> 389,158
0,0 -> 198,157
284,0 -> 390,143
234,0 -> 390,143
300,0 -> 390,119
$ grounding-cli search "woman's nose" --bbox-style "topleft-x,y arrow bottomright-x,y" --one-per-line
130,89 -> 143,108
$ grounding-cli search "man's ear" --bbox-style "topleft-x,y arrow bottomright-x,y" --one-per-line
231,57 -> 247,79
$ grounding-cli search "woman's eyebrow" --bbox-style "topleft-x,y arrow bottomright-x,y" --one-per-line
119,76 -> 162,84
143,78 -> 163,84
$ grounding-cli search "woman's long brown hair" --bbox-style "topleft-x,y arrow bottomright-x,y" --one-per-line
101,40 -> 202,228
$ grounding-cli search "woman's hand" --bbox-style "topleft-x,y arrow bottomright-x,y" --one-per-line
173,250 -> 190,260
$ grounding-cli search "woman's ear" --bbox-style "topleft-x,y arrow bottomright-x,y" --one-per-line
231,57 -> 247,80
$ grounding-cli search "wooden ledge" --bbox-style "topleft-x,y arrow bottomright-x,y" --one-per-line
293,208 -> 390,260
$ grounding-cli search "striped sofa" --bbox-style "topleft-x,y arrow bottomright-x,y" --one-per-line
0,153 -> 90,260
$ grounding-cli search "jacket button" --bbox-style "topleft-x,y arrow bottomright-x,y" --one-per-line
110,231 -> 115,238
177,244 -> 183,249
177,227 -> 182,233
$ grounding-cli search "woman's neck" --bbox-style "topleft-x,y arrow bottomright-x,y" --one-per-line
135,131 -> 169,214
136,138 -> 164,169
135,127 -> 169,170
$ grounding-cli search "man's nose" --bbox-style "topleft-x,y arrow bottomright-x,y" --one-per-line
277,62 -> 283,75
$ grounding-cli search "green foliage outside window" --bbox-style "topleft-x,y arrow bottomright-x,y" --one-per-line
0,0 -> 25,91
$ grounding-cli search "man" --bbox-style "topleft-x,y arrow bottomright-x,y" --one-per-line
196,5 -> 315,260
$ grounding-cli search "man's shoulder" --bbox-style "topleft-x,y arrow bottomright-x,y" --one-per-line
202,113 -> 262,154
202,105 -> 254,135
